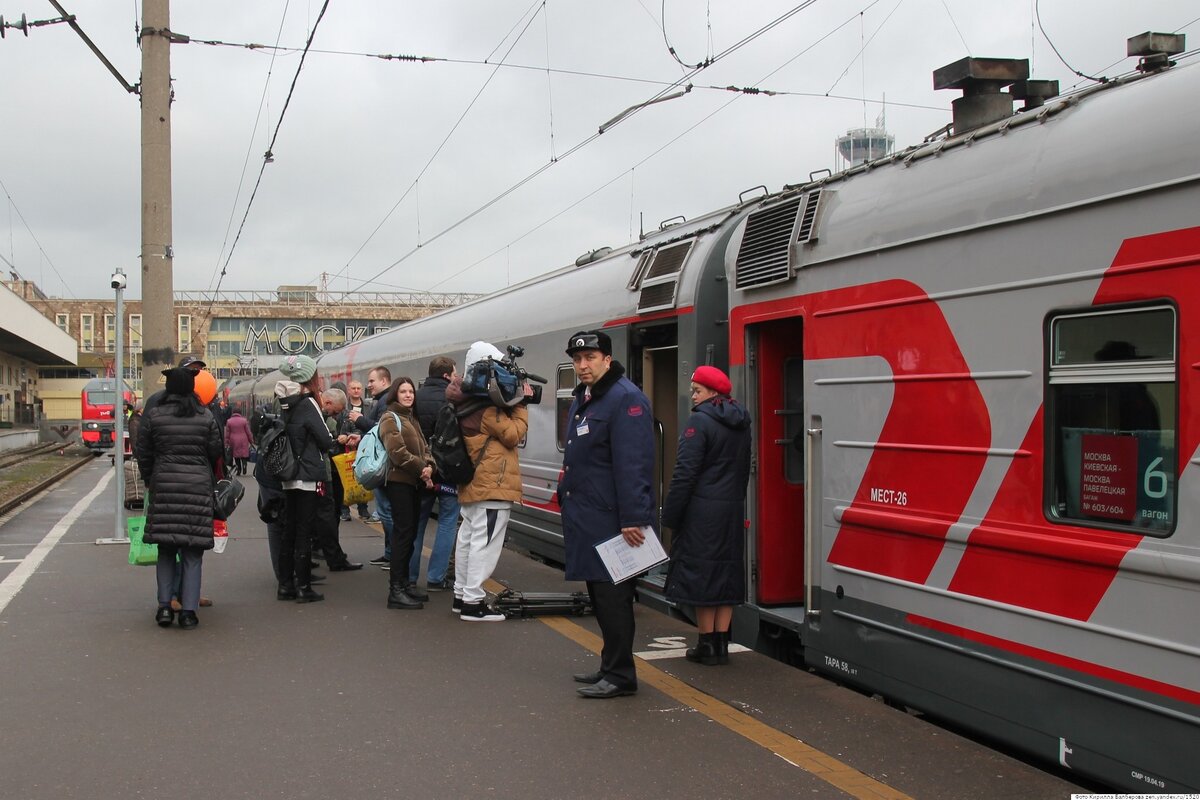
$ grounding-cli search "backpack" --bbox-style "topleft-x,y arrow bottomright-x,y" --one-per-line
257,413 -> 298,482
429,402 -> 492,486
353,412 -> 399,490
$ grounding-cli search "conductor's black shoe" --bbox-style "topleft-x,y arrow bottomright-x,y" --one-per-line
368,555 -> 389,566
573,671 -> 604,684
178,611 -> 199,630
403,584 -> 429,602
328,561 -> 364,571
155,606 -> 174,627
295,586 -> 324,603
576,679 -> 636,699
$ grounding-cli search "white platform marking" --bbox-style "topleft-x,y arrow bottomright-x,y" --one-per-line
0,471 -> 113,617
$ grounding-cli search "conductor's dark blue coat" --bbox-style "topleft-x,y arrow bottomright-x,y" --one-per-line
559,362 -> 656,582
662,396 -> 752,606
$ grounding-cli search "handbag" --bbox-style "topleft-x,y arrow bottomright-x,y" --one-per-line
214,477 -> 245,521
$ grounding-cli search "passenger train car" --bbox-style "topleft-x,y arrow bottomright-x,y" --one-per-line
229,46 -> 1199,791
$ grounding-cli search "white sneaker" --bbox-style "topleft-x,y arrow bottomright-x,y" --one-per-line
460,601 -> 505,622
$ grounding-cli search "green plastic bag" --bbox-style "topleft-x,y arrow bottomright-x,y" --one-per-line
127,515 -> 157,566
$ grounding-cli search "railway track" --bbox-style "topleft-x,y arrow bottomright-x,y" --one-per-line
0,443 -> 65,472
0,449 -> 94,518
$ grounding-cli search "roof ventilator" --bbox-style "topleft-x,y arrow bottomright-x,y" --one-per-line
933,57 -> 1028,135
733,194 -> 803,290
795,190 -> 823,244
1128,31 -> 1185,73
636,239 -> 693,313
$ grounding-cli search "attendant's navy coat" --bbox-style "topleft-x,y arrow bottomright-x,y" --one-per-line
559,362 -> 656,582
662,396 -> 752,605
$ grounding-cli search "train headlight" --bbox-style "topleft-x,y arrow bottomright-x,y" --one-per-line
85,422 -> 100,430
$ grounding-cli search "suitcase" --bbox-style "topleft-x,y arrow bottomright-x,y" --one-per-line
124,459 -> 146,509
492,588 -> 593,619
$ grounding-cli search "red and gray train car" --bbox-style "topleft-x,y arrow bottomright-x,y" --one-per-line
229,49 -> 1200,791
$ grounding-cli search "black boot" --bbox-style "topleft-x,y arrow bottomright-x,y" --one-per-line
387,582 -> 423,610
295,585 -> 324,603
403,582 -> 429,602
715,630 -> 730,665
685,632 -> 719,666
277,581 -> 298,601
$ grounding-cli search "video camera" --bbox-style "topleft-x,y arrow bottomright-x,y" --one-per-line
463,344 -> 546,408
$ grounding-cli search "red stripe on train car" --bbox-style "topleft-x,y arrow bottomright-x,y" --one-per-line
522,498 -> 562,514
949,226 -> 1200,619
730,280 -> 991,585
909,613 -> 1200,706
603,306 -> 693,329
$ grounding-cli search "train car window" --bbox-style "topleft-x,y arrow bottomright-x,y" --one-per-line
556,364 -> 576,452
1046,306 -> 1176,535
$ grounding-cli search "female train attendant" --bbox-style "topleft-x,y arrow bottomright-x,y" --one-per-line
136,367 -> 224,630
662,366 -> 752,665
378,376 -> 435,610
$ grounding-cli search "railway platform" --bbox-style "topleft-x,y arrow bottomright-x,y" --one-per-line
0,460 -> 1093,799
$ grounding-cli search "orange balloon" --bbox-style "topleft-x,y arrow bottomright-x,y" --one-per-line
193,370 -> 218,406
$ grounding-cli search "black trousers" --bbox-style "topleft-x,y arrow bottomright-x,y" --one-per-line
313,485 -> 349,566
384,482 -> 420,587
281,489 -> 318,586
586,579 -> 638,688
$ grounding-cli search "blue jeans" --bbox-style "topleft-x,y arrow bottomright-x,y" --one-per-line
374,487 -> 393,558
411,490 -> 460,583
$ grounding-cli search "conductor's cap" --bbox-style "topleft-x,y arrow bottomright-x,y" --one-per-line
565,330 -> 611,357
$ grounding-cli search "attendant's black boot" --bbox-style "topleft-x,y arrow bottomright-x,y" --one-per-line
715,630 -> 731,665
277,581 -> 298,601
387,581 -> 423,610
296,584 -> 324,603
685,632 -> 719,666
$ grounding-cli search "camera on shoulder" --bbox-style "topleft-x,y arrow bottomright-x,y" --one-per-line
462,344 -> 546,407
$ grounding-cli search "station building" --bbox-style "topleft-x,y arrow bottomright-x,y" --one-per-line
0,280 -> 77,439
1,278 -> 478,426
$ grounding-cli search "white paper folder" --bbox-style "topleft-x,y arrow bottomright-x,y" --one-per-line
594,526 -> 668,583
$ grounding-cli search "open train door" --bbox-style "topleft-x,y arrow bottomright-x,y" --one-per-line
750,317 -> 806,605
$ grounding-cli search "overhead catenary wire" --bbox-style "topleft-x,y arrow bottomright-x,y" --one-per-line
188,0 -> 331,349
322,0 -> 548,290
348,0 -> 823,294
1035,0 -> 1105,83
0,176 -> 75,298
205,0 -> 294,294
425,0 -> 880,293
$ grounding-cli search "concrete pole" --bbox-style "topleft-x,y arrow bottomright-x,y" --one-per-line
139,0 -> 175,387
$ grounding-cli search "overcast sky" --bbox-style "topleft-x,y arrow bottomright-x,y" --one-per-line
1,0 -> 1195,300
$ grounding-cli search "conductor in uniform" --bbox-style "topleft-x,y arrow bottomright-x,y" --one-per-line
558,330 -> 655,698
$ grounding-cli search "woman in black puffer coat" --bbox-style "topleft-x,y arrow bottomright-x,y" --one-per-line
663,366 -> 752,666
136,368 -> 224,630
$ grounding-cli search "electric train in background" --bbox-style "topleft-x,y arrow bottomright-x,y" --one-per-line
80,378 -> 135,455
228,42 -> 1199,792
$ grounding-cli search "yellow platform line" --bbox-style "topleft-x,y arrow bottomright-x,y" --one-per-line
536,612 -> 914,800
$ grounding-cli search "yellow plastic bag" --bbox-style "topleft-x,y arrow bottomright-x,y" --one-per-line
333,452 -> 373,506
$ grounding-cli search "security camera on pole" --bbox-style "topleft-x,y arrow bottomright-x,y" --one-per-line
97,268 -> 129,545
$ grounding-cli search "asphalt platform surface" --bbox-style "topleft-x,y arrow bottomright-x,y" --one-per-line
0,459 -> 1091,799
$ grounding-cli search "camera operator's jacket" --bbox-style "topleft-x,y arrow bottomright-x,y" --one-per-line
446,378 -> 528,504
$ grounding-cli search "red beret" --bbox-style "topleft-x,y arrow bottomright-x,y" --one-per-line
691,365 -> 731,395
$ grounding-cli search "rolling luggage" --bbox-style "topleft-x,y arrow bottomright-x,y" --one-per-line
124,458 -> 145,509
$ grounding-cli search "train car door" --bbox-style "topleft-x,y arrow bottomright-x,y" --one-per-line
641,344 -> 679,547
752,317 -> 806,605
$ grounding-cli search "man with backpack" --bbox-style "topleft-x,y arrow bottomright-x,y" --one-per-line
412,355 -> 460,592
442,342 -> 531,621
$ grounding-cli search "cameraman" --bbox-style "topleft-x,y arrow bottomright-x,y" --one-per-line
446,342 -> 531,622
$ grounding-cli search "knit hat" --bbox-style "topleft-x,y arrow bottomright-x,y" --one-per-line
691,365 -> 732,395
279,354 -> 317,383
565,330 -> 612,356
464,341 -> 504,369
163,367 -> 195,396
